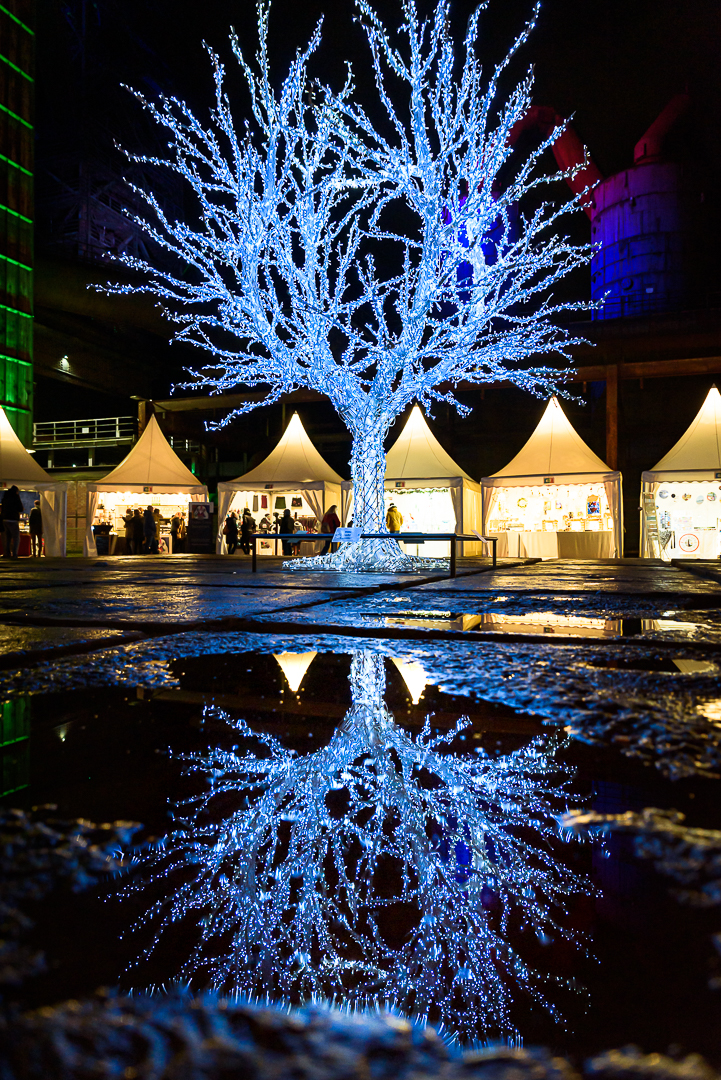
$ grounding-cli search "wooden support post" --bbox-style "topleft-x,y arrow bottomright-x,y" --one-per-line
605,364 -> 619,469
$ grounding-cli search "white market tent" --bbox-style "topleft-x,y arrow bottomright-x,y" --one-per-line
0,406 -> 67,556
217,412 -> 344,553
641,385 -> 721,559
481,396 -> 623,558
84,415 -> 209,555
342,405 -> 484,555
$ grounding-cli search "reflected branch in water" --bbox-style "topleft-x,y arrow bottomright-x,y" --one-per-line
126,652 -> 593,1043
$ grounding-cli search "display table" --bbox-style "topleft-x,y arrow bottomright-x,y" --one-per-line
556,530 -> 614,558
0,532 -> 32,557
488,529 -> 614,559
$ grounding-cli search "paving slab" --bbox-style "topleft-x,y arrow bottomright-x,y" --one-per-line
413,559 -> 721,596
0,585 -> 339,628
0,624 -> 139,667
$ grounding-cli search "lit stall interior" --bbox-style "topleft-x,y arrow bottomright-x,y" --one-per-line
377,405 -> 483,557
641,386 -> 721,560
217,413 -> 344,556
0,406 -> 68,556
84,417 -> 209,555
482,397 -> 623,559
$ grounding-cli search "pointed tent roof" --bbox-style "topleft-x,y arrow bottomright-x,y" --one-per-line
650,386 -> 721,473
231,412 -> 344,484
385,405 -> 472,480
274,652 -> 317,693
491,396 -> 612,478
0,407 -> 55,486
97,415 -> 203,489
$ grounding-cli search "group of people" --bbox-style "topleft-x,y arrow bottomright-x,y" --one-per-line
0,486 -> 43,558
222,503 -> 346,557
223,507 -> 257,555
122,507 -> 187,555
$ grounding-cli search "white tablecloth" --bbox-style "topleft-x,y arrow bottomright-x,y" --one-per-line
489,530 -> 614,559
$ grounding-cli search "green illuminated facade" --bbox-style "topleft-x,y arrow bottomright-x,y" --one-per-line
0,1 -> 33,446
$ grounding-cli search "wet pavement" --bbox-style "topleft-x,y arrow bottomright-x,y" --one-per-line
1,554 -> 721,1058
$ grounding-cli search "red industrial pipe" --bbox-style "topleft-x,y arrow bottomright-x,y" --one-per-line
509,106 -> 603,218
633,93 -> 691,163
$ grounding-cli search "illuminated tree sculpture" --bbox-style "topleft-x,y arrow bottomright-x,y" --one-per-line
126,652 -> 591,1043
109,1 -> 594,570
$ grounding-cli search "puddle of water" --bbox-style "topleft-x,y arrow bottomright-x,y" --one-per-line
381,610 -> 631,638
1,648 -> 719,1057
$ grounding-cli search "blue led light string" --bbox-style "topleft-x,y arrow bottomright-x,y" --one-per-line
102,0 -> 597,570
122,651 -> 593,1044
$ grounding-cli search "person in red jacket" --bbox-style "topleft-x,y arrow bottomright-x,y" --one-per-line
320,504 -> 341,554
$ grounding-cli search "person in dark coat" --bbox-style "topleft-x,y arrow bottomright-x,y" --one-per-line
225,511 -> 239,555
280,508 -> 295,555
320,504 -> 341,555
240,507 -> 256,555
2,485 -> 23,558
29,500 -> 43,557
123,510 -> 135,555
132,509 -> 144,554
143,506 -> 156,554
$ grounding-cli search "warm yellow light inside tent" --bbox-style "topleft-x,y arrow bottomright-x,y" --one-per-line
391,657 -> 429,705
274,652 -> 317,693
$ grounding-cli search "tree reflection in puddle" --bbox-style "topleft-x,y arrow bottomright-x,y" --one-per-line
127,651 -> 592,1044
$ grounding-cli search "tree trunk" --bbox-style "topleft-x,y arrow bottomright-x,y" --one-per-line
287,424 -> 446,572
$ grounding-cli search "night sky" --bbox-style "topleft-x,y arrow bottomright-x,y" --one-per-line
37,0 -> 721,185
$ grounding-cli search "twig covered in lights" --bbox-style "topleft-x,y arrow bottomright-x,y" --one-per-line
103,0 -> 596,570
124,652 -> 592,1043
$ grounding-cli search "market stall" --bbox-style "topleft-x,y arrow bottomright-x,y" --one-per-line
217,412 -> 344,555
0,406 -> 67,556
342,405 -> 483,557
84,416 -> 209,555
641,385 -> 721,560
481,397 -> 623,559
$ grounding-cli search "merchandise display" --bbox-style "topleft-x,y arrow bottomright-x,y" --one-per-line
0,406 -> 68,556
641,386 -> 721,560
84,416 -> 209,556
217,413 -> 344,555
481,397 -> 623,559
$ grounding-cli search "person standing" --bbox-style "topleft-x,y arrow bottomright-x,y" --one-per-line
123,509 -> 135,555
132,509 -> 144,554
240,507 -> 256,555
152,508 -> 161,554
1,485 -> 23,558
143,506 -> 156,554
224,511 -> 239,555
320,504 -> 341,555
280,507 -> 294,555
29,500 -> 43,557
386,502 -> 403,535
170,512 -> 185,554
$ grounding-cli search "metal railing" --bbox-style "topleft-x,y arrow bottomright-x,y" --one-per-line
249,531 -> 497,577
33,416 -> 135,448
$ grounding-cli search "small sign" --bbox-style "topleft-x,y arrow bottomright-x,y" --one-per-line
543,477 -> 554,485
265,483 -> 274,489
143,485 -> 153,493
333,526 -> 362,544
395,481 -> 405,488
715,471 -> 721,480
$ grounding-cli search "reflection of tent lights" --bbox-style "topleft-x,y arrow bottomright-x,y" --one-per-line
391,657 -> 429,704
274,652 -> 317,693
